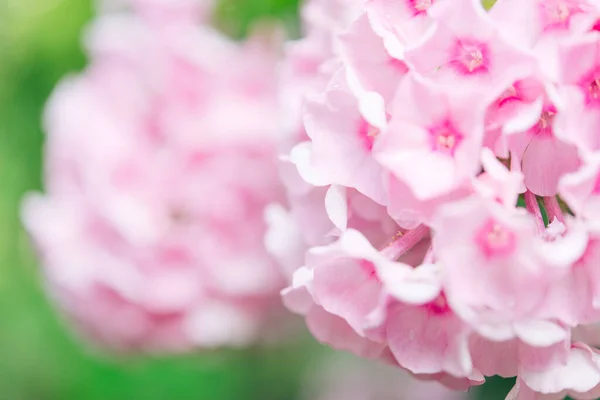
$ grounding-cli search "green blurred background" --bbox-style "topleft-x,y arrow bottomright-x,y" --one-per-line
0,0 -> 513,399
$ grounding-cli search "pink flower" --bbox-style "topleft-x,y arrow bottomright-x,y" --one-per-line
281,229 -> 393,358
559,33 -> 600,105
382,294 -> 474,378
296,229 -> 397,337
282,227 -> 435,360
431,194 -> 566,344
23,10 -> 285,352
282,267 -> 389,359
483,77 -> 546,157
554,34 -> 600,153
502,90 -> 581,196
491,0 -> 597,49
294,68 -> 388,204
404,0 -> 536,92
375,72 -> 485,200
532,219 -> 600,327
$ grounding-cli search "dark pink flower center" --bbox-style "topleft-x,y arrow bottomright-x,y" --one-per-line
408,0 -> 433,15
539,0 -> 582,30
475,218 -> 517,258
531,105 -> 557,138
588,77 -> 600,102
450,39 -> 489,76
427,294 -> 451,315
429,120 -> 463,156
360,260 -> 380,281
389,58 -> 409,73
579,68 -> 600,106
358,118 -> 380,152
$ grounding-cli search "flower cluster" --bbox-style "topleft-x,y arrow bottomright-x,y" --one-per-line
24,0 -> 600,397
270,0 -> 600,398
23,1 -> 286,352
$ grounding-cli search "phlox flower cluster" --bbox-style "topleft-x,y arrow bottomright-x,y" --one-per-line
22,0 -> 286,352
268,0 -> 600,398
22,0 -> 600,397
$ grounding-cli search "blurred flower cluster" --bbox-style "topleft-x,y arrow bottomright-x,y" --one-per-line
21,0 -> 600,399
23,0 -> 285,352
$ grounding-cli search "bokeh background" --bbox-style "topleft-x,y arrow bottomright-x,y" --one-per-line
0,0 -> 513,398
